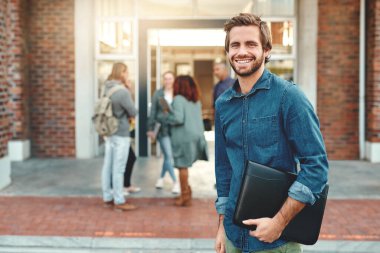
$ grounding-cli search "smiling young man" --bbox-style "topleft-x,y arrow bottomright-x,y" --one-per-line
214,13 -> 329,253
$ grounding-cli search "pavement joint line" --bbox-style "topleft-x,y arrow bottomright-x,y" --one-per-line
0,236 -> 380,252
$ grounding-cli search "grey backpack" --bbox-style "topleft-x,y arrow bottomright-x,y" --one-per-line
92,85 -> 123,136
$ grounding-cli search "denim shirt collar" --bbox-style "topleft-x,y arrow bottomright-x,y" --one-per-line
228,68 -> 271,100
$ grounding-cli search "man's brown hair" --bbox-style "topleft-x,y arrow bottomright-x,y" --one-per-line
224,13 -> 272,63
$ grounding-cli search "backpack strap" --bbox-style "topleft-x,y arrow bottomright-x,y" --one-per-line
106,85 -> 124,98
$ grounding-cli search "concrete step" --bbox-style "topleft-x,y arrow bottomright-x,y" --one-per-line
0,237 -> 379,253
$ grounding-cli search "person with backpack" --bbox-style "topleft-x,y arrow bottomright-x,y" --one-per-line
98,62 -> 137,211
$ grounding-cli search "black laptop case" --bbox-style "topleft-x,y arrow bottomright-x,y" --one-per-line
233,161 -> 329,245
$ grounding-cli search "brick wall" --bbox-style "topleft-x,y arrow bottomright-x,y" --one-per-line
317,0 -> 360,159
7,0 -> 30,140
366,0 -> 380,143
0,1 -> 11,158
29,0 -> 75,157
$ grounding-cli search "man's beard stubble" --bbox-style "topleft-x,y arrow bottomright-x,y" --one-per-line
229,53 -> 265,77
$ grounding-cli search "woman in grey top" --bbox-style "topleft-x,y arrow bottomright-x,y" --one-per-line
101,62 -> 137,211
159,75 -> 208,206
147,71 -> 180,194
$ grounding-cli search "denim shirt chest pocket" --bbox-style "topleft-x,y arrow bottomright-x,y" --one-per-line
248,115 -> 279,148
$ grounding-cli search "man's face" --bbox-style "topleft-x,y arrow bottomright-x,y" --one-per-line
213,64 -> 225,81
227,25 -> 269,77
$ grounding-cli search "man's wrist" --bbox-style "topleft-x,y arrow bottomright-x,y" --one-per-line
273,211 -> 287,230
218,214 -> 224,228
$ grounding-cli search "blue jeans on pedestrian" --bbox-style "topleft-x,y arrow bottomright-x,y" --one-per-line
158,136 -> 176,182
102,135 -> 130,205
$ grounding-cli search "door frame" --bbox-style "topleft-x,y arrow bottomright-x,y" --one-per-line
138,19 -> 226,156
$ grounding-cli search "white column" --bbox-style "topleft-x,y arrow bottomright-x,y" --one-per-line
8,140 -> 30,161
297,0 -> 318,109
366,142 -> 380,163
75,0 -> 96,158
0,155 -> 11,190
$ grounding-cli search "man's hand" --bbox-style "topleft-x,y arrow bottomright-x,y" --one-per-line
215,215 -> 226,253
242,217 -> 285,243
243,197 -> 306,243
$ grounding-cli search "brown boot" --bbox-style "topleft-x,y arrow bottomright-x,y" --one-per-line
175,168 -> 192,207
114,203 -> 137,211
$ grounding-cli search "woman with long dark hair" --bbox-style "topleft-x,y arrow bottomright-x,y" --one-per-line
159,75 -> 208,206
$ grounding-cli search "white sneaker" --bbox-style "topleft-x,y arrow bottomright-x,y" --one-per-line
126,186 -> 141,193
155,178 -> 164,189
172,181 -> 180,194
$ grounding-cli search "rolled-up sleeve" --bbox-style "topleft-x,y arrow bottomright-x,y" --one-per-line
215,197 -> 229,215
214,109 -> 232,214
289,181 -> 316,205
282,85 -> 329,205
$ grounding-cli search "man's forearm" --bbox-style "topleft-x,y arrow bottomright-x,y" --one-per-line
274,197 -> 305,228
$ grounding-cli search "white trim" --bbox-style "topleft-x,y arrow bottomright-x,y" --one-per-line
359,0 -> 366,159
133,16 -> 140,156
75,0 -> 96,158
0,155 -> 11,190
8,140 -> 30,161
146,36 -> 152,157
365,142 -> 380,163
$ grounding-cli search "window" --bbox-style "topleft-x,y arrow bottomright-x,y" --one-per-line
266,60 -> 294,82
98,19 -> 134,55
269,21 -> 294,55
265,19 -> 296,81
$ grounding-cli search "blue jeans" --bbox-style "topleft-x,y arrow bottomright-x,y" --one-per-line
158,136 -> 176,182
102,135 -> 130,205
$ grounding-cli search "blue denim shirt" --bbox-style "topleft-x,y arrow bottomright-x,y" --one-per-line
214,69 -> 329,252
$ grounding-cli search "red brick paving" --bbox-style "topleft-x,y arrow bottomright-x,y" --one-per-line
0,197 -> 379,241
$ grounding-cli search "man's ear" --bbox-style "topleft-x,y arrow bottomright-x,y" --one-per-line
264,48 -> 271,58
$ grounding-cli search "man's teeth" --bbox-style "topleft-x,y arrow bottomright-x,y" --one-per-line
236,59 -> 251,63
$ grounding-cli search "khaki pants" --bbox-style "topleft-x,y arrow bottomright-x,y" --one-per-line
225,236 -> 302,253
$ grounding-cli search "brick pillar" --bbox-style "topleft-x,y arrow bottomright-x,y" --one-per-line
7,0 -> 31,161
366,0 -> 380,162
317,0 -> 360,159
0,0 -> 11,189
29,0 -> 75,157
